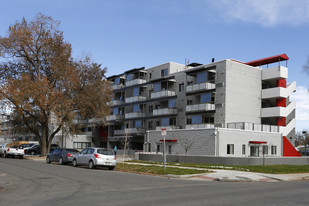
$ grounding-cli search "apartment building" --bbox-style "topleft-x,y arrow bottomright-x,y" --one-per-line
107,54 -> 300,157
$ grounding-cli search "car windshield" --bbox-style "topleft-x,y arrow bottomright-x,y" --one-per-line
97,149 -> 114,155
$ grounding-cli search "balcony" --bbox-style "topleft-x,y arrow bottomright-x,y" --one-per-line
114,130 -> 125,135
227,122 -> 279,133
125,96 -> 147,103
185,124 -> 214,129
155,126 -> 179,131
150,90 -> 175,99
125,112 -> 146,119
261,101 -> 296,118
112,84 -> 124,90
106,114 -> 125,121
153,108 -> 177,116
262,81 -> 296,99
262,66 -> 288,80
186,103 -> 215,112
111,100 -> 125,106
126,79 -> 146,87
186,82 -> 215,93
125,128 -> 146,134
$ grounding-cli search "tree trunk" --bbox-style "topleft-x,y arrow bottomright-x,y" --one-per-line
40,124 -> 49,156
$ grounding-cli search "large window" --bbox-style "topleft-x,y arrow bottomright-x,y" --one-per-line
161,118 -> 169,126
192,115 -> 202,124
113,107 -> 119,115
134,120 -> 142,128
153,82 -> 161,92
133,87 -> 140,96
114,77 -> 120,85
227,144 -> 234,155
133,104 -> 140,112
73,142 -> 91,149
126,74 -> 133,81
168,99 -> 177,108
196,71 -> 207,83
200,93 -> 211,103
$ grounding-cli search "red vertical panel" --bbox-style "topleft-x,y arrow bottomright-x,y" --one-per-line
283,136 -> 301,157
276,117 -> 286,126
277,79 -> 286,88
276,98 -> 286,107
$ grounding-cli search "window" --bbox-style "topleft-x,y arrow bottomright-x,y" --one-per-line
187,99 -> 193,105
149,73 -> 152,80
126,74 -> 132,81
73,142 -> 91,149
227,144 -> 234,155
196,71 -> 207,83
148,121 -> 153,129
161,118 -> 169,126
242,144 -> 246,155
161,68 -> 168,77
179,83 -> 184,91
153,82 -> 161,92
271,146 -> 277,155
113,107 -> 119,115
133,104 -> 140,112
168,99 -> 177,108
133,87 -> 139,96
200,93 -> 211,103
114,77 -> 120,85
263,145 -> 268,155
168,145 -> 172,154
149,105 -> 153,113
250,146 -> 259,157
134,120 -> 142,128
156,144 -> 160,153
169,118 -> 176,126
192,115 -> 202,124
186,118 -> 192,124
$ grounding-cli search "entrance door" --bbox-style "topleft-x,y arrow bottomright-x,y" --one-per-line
250,146 -> 259,157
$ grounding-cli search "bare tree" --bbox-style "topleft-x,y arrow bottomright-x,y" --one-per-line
0,14 -> 113,155
180,137 -> 193,162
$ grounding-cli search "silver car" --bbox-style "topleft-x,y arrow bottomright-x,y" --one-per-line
72,147 -> 116,170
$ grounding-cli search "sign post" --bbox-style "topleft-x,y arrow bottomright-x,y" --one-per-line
161,128 -> 167,170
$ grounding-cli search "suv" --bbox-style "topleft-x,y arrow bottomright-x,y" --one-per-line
25,144 -> 59,155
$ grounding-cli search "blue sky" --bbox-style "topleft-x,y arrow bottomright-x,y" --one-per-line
1,0 -> 309,132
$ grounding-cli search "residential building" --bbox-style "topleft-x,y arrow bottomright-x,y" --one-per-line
106,54 -> 299,157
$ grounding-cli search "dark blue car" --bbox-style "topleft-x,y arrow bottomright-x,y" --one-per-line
46,148 -> 80,165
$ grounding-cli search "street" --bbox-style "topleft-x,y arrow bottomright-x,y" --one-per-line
0,158 -> 309,206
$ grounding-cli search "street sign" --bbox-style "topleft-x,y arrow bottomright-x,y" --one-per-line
161,128 -> 166,136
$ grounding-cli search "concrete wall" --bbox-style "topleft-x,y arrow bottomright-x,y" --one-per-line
137,153 -> 309,166
146,128 -> 216,156
217,128 -> 282,157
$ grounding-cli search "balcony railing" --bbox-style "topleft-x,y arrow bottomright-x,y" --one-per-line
125,112 -> 146,119
112,84 -> 125,90
153,108 -> 177,116
125,96 -> 147,103
111,100 -> 125,106
227,122 -> 279,133
186,82 -> 215,93
262,66 -> 288,80
126,79 -> 146,87
185,124 -> 214,129
106,114 -> 125,121
150,90 -> 175,99
186,103 -> 215,112
125,128 -> 146,134
114,130 -> 125,135
155,126 -> 179,130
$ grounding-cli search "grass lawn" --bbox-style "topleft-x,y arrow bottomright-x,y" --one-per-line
115,163 -> 211,176
125,160 -> 309,174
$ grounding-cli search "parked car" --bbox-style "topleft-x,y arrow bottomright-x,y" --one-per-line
18,143 -> 36,150
25,144 -> 59,155
0,143 -> 24,158
46,148 -> 80,165
72,147 -> 116,170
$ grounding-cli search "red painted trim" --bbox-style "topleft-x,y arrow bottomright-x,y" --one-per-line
249,141 -> 267,144
283,136 -> 301,157
276,98 -> 286,107
277,79 -> 286,88
277,117 -> 286,126
160,139 -> 177,142
246,54 -> 289,67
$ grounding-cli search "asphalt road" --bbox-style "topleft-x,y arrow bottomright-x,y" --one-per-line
0,158 -> 309,206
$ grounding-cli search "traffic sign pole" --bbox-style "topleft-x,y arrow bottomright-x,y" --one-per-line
161,128 -> 167,171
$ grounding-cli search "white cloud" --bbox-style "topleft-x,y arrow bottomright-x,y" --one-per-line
206,0 -> 309,27
291,86 -> 309,121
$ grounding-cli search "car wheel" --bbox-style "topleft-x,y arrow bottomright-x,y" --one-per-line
19,155 -> 24,159
31,151 -> 35,155
88,160 -> 95,169
3,152 -> 7,158
72,159 -> 77,167
59,157 -> 63,165
46,156 -> 51,164
108,166 -> 115,170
